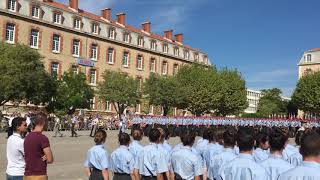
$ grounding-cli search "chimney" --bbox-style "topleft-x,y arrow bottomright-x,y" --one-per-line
69,0 -> 78,10
116,13 -> 126,25
175,34 -> 183,43
142,22 -> 151,33
101,8 -> 111,21
164,30 -> 173,40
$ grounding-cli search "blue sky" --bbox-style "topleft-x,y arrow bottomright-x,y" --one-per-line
57,0 -> 320,96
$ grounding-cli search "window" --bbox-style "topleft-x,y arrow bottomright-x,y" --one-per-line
306,54 -> 312,62
106,101 -> 112,111
108,28 -> 115,39
30,29 -> 39,48
162,61 -> 168,75
194,53 -> 199,61
123,52 -> 129,67
173,64 -> 178,75
151,40 -> 157,50
92,23 -> 99,34
5,23 -> 15,43
138,36 -> 144,47
72,39 -> 80,57
53,13 -> 62,24
107,48 -> 114,64
123,33 -> 130,43
90,69 -> 96,85
163,44 -> 168,53
91,44 -> 98,60
52,34 -> 60,52
73,18 -> 81,30
137,55 -> 143,70
304,68 -> 312,75
71,65 -> 78,74
51,62 -> 59,79
31,6 -> 40,18
7,0 -> 16,11
184,50 -> 190,59
89,98 -> 95,109
150,58 -> 156,72
174,47 -> 179,56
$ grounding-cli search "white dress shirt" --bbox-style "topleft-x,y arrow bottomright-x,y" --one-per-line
6,133 -> 25,176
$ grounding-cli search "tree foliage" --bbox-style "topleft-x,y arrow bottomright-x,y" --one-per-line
215,68 -> 248,116
176,65 -> 220,116
0,42 -> 56,106
257,88 -> 287,116
292,71 -> 320,115
97,70 -> 141,117
144,73 -> 182,116
47,71 -> 94,114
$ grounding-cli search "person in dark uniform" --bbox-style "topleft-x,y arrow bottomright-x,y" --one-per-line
111,133 -> 135,180
84,129 -> 109,180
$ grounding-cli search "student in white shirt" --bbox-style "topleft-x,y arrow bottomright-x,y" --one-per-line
6,117 -> 28,180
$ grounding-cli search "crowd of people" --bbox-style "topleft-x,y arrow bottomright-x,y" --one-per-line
83,124 -> 320,180
5,112 -> 320,180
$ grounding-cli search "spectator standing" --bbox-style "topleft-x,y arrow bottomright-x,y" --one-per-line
6,117 -> 28,180
71,115 -> 78,137
53,115 -> 63,137
84,129 -> 110,180
24,113 -> 54,180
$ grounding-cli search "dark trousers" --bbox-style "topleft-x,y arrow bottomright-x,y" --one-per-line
71,123 -> 77,137
113,173 -> 131,180
90,125 -> 96,137
89,168 -> 103,180
141,176 -> 157,180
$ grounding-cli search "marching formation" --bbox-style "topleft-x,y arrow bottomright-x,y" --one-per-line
84,125 -> 320,180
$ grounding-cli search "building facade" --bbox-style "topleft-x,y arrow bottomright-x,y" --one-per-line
298,48 -> 320,78
244,89 -> 290,114
0,0 -> 209,114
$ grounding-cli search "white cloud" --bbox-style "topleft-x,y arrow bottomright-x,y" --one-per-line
247,68 -> 297,83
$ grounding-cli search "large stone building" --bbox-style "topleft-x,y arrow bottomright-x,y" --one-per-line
298,48 -> 320,78
0,0 -> 209,114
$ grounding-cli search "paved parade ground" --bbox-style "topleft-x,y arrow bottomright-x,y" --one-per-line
0,130 -> 182,180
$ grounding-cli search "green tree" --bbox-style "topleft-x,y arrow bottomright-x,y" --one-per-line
144,73 -> 182,116
292,71 -> 320,115
48,71 -> 94,114
97,70 -> 141,118
215,68 -> 248,116
257,88 -> 287,116
0,42 -> 56,106
176,64 -> 220,116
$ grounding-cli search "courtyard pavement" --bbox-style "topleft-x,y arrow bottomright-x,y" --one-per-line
0,130 -> 182,180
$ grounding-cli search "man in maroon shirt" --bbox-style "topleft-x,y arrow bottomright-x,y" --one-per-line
24,113 -> 54,180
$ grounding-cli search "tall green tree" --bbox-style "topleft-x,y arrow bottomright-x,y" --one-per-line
0,42 -> 56,106
97,70 -> 141,118
48,71 -> 94,114
144,73 -> 182,116
215,68 -> 248,116
176,64 -> 220,116
257,88 -> 287,116
292,71 -> 320,115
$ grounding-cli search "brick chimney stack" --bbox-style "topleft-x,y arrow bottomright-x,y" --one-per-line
175,34 -> 183,43
142,22 -> 151,33
101,8 -> 111,21
164,30 -> 173,40
69,0 -> 78,10
116,13 -> 126,25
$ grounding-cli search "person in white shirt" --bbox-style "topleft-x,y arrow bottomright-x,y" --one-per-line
6,117 -> 28,180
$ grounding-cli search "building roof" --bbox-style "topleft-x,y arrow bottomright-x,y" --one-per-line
43,1 -> 204,54
306,48 -> 320,53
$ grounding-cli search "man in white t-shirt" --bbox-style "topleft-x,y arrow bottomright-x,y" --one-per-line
6,117 -> 28,180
